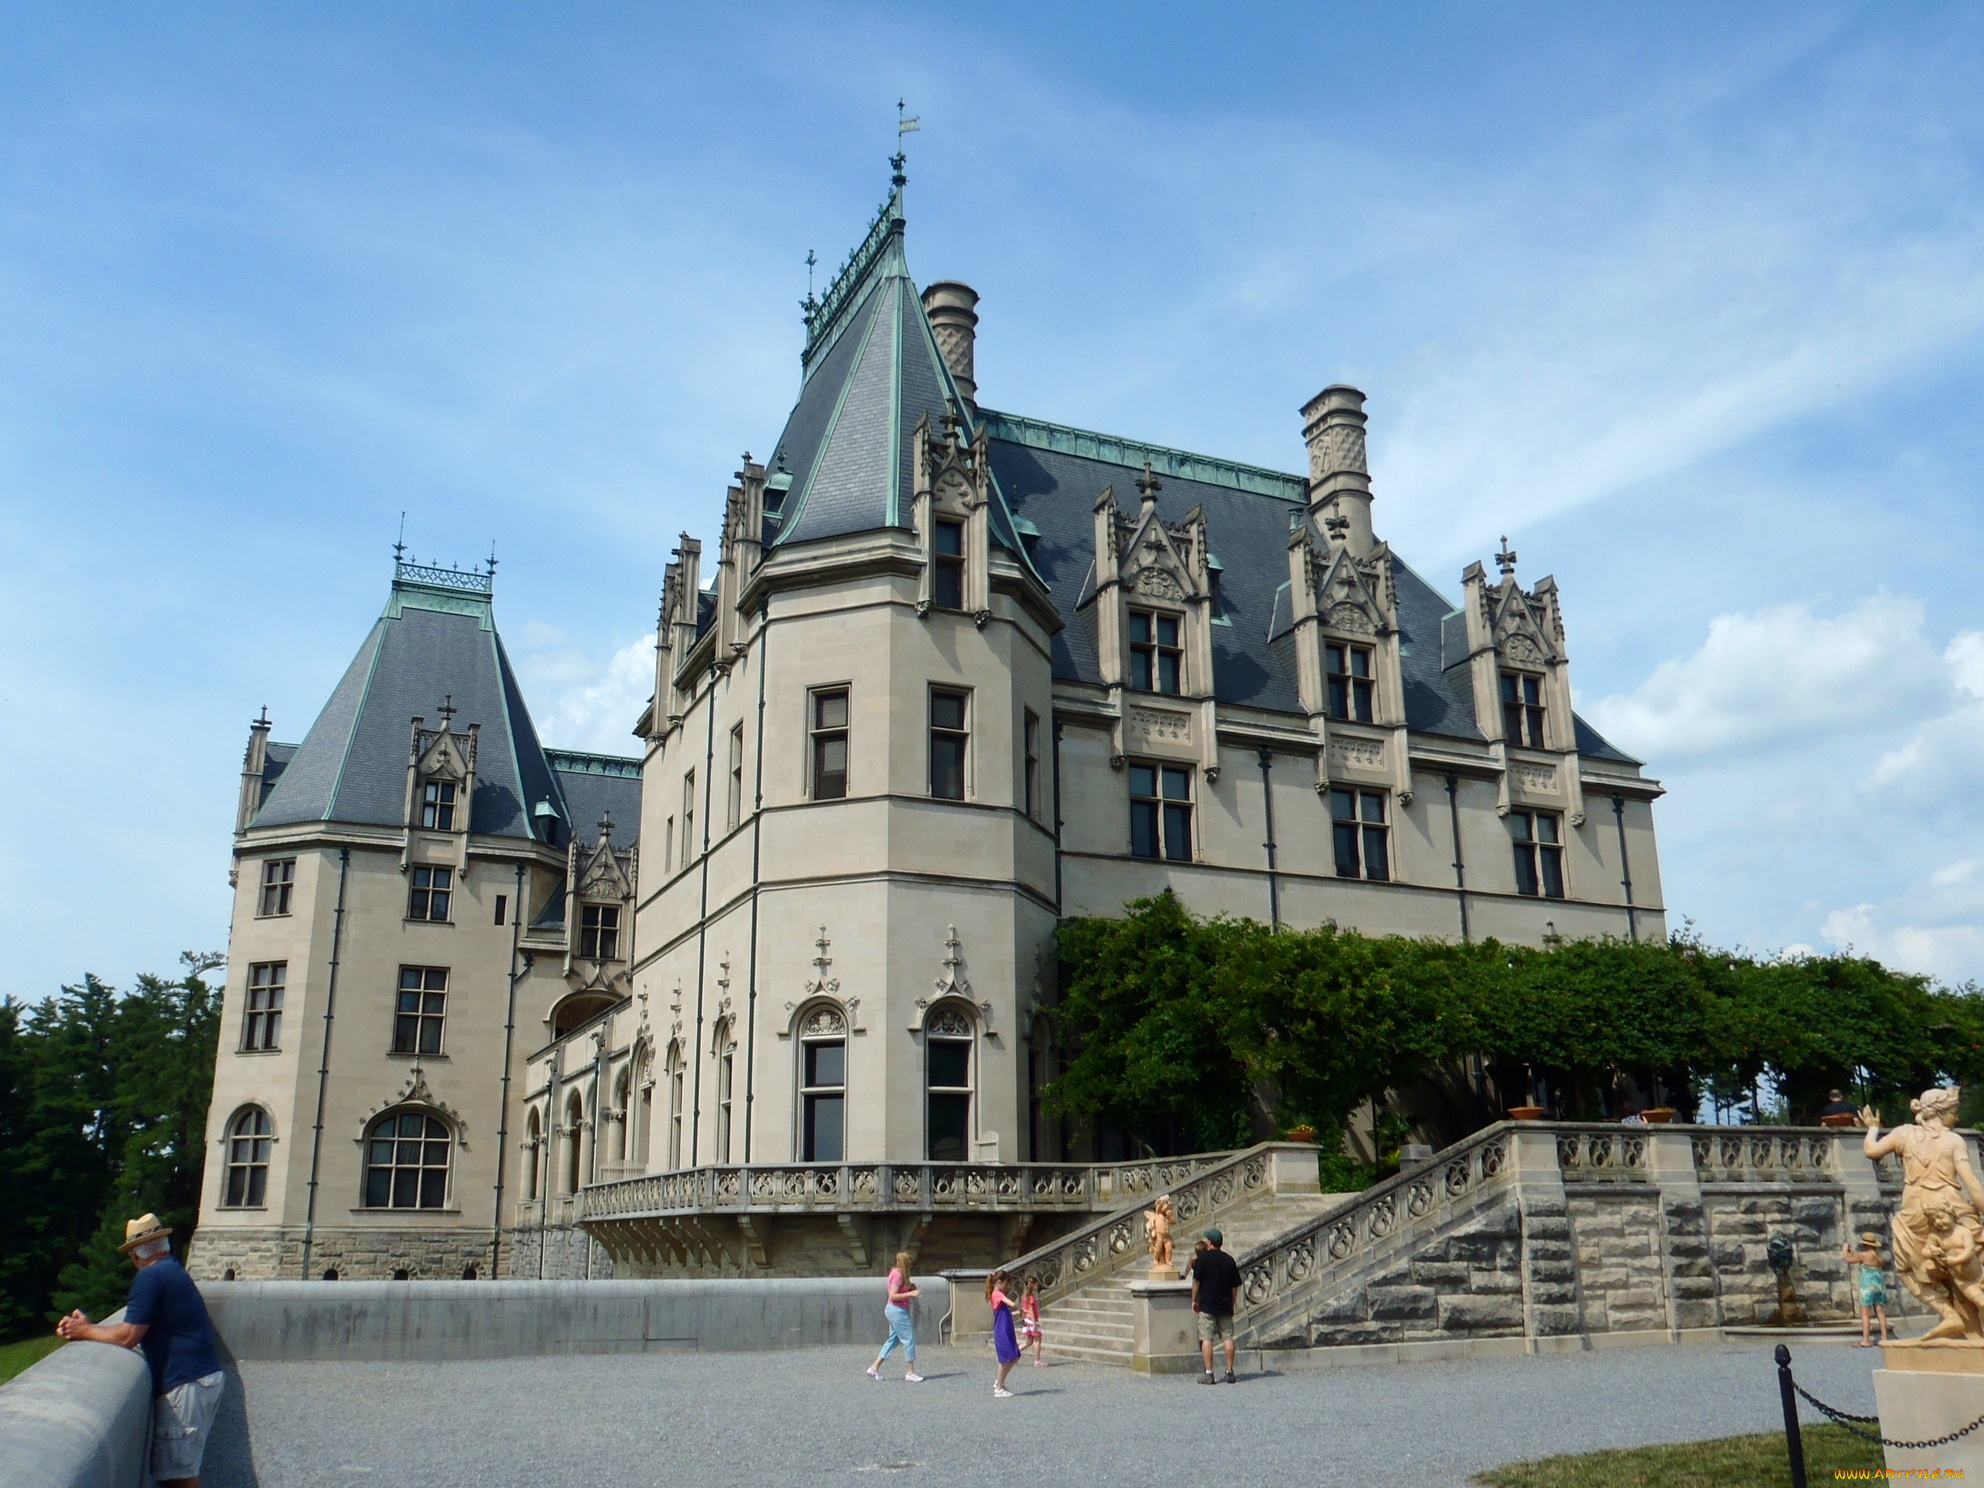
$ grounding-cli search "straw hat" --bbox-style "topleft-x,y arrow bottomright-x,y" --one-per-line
1860,1230 -> 1884,1248
118,1213 -> 172,1254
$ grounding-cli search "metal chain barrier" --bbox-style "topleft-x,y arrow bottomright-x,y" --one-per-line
1792,1378 -> 1984,1451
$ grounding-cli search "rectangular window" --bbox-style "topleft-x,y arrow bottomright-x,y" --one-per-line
1326,644 -> 1376,723
1501,672 -> 1547,749
1128,610 -> 1183,694
1330,789 -> 1391,881
930,689 -> 969,800
579,904 -> 621,960
420,779 -> 457,830
393,967 -> 448,1055
1510,811 -> 1566,899
1024,710 -> 1041,821
927,1033 -> 972,1162
243,962 -> 285,1050
682,771 -> 696,863
258,858 -> 295,917
494,894 -> 507,927
664,816 -> 675,874
811,689 -> 848,800
716,1044 -> 734,1164
407,865 -> 452,922
933,519 -> 965,610
1128,763 -> 1193,862
727,724 -> 745,830
801,1038 -> 845,1162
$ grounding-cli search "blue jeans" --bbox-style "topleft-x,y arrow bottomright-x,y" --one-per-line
878,1303 -> 916,1363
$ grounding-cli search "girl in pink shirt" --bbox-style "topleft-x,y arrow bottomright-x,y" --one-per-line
1019,1274 -> 1044,1366
988,1269 -> 1021,1397
866,1250 -> 923,1382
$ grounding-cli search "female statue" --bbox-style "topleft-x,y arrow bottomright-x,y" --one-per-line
1863,1087 -> 1984,1340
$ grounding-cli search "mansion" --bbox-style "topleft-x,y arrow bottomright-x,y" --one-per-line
190,170 -> 1663,1283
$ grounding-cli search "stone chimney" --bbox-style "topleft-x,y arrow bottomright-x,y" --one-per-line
1301,385 -> 1374,556
922,281 -> 980,405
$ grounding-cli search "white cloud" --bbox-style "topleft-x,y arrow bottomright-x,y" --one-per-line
1585,595 -> 1949,762
1821,904 -> 1984,987
528,634 -> 655,756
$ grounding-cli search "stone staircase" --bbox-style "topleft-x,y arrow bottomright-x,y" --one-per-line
1027,1178 -> 1353,1365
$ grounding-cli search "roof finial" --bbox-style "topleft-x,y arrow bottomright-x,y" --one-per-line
893,98 -> 919,189
1495,535 -> 1519,579
598,811 -> 614,843
1136,456 -> 1163,509
393,511 -> 407,565
485,541 -> 498,581
437,694 -> 457,726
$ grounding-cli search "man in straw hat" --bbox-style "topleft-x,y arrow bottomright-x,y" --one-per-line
56,1213 -> 224,1487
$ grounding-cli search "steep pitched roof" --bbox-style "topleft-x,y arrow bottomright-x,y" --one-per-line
549,751 -> 644,848
250,563 -> 613,838
764,187 -> 1033,571
982,413 -> 1636,761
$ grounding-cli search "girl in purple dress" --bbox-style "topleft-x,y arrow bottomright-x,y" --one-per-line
988,1269 -> 1021,1397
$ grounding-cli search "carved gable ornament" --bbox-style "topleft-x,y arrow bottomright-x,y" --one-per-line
1117,508 -> 1201,607
1489,582 -> 1557,668
415,731 -> 470,782
357,1070 -> 468,1143
1311,543 -> 1392,637
576,838 -> 634,902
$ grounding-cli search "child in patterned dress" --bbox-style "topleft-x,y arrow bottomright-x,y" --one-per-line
1842,1230 -> 1891,1346
1019,1275 -> 1044,1366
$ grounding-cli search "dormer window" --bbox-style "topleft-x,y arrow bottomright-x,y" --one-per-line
421,780 -> 457,830
1326,644 -> 1374,723
933,520 -> 966,610
1501,673 -> 1546,749
580,904 -> 621,961
1129,611 -> 1182,694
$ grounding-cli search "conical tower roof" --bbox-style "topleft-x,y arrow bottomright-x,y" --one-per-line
250,561 -> 572,840
765,180 -> 1037,577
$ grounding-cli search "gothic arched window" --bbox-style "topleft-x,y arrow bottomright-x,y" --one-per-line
797,1004 -> 847,1162
223,1106 -> 273,1207
364,1109 -> 451,1209
925,1005 -> 974,1162
563,1091 -> 585,1194
713,1020 -> 736,1164
666,1042 -> 685,1170
523,1107 -> 542,1202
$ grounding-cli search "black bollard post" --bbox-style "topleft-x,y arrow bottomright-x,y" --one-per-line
1776,1343 -> 1808,1488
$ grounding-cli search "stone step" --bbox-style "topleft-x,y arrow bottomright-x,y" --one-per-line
1042,1339 -> 1134,1364
1046,1320 -> 1135,1343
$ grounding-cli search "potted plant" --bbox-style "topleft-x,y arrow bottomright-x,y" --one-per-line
1283,1124 -> 1317,1144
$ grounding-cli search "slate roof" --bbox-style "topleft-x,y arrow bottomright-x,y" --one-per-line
549,752 -> 644,849
250,564 -> 647,837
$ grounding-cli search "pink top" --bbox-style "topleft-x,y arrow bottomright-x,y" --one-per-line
1020,1295 -> 1040,1326
990,1287 -> 1012,1313
887,1269 -> 916,1306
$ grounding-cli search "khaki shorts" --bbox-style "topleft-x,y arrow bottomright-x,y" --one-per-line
1197,1311 -> 1234,1343
153,1370 -> 225,1481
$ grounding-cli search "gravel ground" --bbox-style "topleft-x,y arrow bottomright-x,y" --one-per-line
201,1338 -> 1882,1488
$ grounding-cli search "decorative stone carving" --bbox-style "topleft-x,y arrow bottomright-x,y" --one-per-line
1325,602 -> 1377,635
926,1005 -> 971,1038
1134,567 -> 1185,599
1863,1088 -> 1984,1340
1328,738 -> 1384,769
1129,707 -> 1191,744
804,927 -> 840,999
799,1006 -> 846,1038
1514,764 -> 1556,792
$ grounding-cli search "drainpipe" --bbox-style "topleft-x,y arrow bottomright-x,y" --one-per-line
690,662 -> 718,1165
300,846 -> 350,1280
490,859 -> 526,1279
743,598 -> 770,1161
1612,794 -> 1638,944
1444,774 -> 1470,945
1257,748 -> 1280,930
1051,718 -> 1066,911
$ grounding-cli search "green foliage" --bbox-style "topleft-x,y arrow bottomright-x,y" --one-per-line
0,954 -> 221,1338
1470,1424 -> 1880,1486
1046,895 -> 1984,1151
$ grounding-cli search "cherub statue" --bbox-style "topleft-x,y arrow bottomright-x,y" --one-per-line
1863,1086 -> 1984,1341
1144,1194 -> 1176,1272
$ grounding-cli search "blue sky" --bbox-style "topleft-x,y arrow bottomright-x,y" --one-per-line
5,3 -> 1984,999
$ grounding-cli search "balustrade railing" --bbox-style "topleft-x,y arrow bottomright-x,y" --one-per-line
573,1153 -> 1235,1226
999,1146 -> 1277,1310
1690,1129 -> 1839,1184
1556,1128 -> 1649,1179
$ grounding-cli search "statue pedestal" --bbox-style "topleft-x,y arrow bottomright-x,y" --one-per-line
1126,1280 -> 1198,1375
1875,1341 -> 1984,1477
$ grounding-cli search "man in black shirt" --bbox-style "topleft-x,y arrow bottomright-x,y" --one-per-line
1188,1227 -> 1243,1384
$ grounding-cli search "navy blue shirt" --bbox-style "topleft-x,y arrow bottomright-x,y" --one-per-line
124,1257 -> 222,1395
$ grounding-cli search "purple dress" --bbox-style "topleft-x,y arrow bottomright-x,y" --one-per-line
992,1291 -> 1021,1364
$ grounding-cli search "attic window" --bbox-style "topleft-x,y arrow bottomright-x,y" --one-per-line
1129,610 -> 1182,695
1326,644 -> 1374,724
580,904 -> 621,961
1206,552 -> 1225,620
933,520 -> 965,610
420,780 -> 457,831
1501,672 -> 1546,750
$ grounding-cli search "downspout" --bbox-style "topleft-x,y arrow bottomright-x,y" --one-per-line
1051,718 -> 1066,911
1444,773 -> 1470,945
1257,748 -> 1280,930
490,860 -> 526,1278
690,662 -> 718,1165
742,598 -> 770,1161
1612,794 -> 1638,944
299,846 -> 350,1280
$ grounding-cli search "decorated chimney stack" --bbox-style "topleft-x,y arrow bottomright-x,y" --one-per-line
922,281 -> 980,405
1301,384 -> 1375,556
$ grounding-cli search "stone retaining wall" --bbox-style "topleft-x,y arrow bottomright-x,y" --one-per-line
0,1313 -> 149,1488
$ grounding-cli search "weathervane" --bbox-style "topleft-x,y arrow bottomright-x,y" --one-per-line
893,98 -> 919,187
393,511 -> 407,564
1495,536 -> 1519,579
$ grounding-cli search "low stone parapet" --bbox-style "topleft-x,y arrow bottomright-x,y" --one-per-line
0,1314 -> 150,1488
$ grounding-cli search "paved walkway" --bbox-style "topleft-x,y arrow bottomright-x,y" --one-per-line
203,1338 -> 1881,1488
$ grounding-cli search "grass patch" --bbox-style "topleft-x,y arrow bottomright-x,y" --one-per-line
0,1336 -> 64,1387
1472,1423 -> 1884,1486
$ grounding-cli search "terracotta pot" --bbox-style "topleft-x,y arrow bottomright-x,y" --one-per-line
1821,1112 -> 1861,1128
1283,1126 -> 1317,1144
1508,1105 -> 1545,1121
1642,1107 -> 1677,1124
